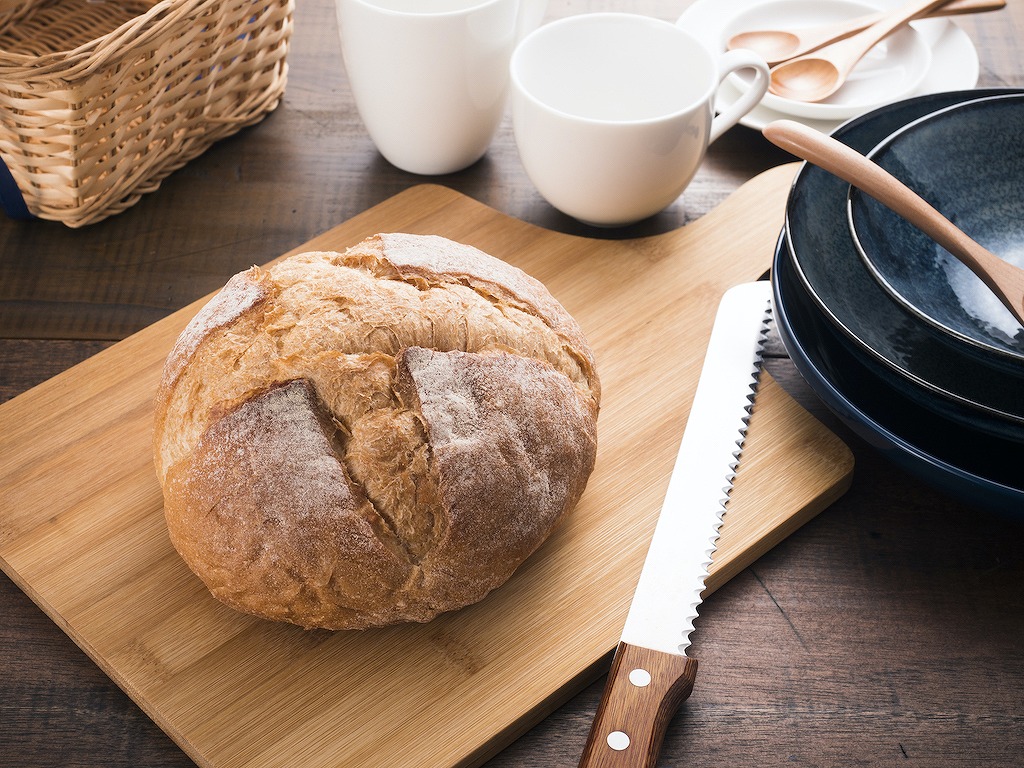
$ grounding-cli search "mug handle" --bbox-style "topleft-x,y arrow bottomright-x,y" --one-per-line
709,49 -> 770,143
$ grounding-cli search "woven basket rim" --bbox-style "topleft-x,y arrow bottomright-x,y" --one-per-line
0,0 -> 277,76
0,0 -> 294,227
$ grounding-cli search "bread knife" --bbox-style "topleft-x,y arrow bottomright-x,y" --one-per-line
578,281 -> 772,768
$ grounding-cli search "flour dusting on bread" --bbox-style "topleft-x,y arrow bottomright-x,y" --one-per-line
154,234 -> 600,630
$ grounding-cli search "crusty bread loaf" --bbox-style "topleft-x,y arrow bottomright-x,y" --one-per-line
153,233 -> 600,630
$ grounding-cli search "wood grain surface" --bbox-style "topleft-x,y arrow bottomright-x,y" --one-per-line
2,1 -> 1023,767
1,166 -> 853,768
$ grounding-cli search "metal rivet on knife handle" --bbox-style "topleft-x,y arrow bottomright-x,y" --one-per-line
628,668 -> 651,687
607,732 -> 630,751
578,642 -> 699,768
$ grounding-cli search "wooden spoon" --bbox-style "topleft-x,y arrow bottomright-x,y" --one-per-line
763,119 -> 1024,326
728,0 -> 1004,66
768,0 -> 956,103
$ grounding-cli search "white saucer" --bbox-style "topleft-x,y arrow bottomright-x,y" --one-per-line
726,0 -> 932,121
678,0 -> 980,132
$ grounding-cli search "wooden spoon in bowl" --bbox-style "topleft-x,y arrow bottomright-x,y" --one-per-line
728,0 -> 1004,66
763,119 -> 1024,326
768,0 -> 956,102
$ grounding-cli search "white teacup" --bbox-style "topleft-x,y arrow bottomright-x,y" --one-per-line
336,0 -> 546,176
510,13 -> 770,226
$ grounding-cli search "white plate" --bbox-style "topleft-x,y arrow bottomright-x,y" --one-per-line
725,0 -> 932,121
678,0 -> 980,132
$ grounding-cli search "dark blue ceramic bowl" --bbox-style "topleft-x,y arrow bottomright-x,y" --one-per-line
784,89 -> 1024,432
773,88 -> 1024,516
850,93 -> 1024,365
773,232 -> 1024,515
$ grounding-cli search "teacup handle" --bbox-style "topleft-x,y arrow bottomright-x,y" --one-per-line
709,49 -> 770,143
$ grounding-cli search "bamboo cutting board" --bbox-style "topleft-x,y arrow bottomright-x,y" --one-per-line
0,164 -> 853,768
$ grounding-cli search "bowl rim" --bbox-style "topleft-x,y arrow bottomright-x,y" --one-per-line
847,92 -> 1024,364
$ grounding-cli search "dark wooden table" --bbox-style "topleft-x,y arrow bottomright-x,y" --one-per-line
2,1 -> 1023,766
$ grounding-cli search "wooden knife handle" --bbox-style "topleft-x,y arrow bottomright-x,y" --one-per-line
578,642 -> 699,768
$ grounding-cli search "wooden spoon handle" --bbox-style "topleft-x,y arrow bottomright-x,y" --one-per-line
929,0 -> 1005,17
578,643 -> 699,768
809,0 -> 1005,45
834,0 -> 1008,42
826,0 -> 958,71
763,119 -> 1024,324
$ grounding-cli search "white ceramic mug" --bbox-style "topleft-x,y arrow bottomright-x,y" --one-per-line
336,0 -> 546,176
510,13 -> 770,226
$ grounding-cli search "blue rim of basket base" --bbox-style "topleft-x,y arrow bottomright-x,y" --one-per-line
1,159 -> 36,221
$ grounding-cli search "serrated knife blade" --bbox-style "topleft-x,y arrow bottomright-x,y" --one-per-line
578,281 -> 772,768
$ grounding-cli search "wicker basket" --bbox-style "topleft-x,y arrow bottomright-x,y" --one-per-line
0,0 -> 293,227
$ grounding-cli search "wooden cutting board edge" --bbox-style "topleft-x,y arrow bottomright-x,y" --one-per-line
0,162 -> 858,768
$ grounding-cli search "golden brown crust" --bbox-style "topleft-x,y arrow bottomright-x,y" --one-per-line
154,234 -> 600,629
396,347 -> 597,610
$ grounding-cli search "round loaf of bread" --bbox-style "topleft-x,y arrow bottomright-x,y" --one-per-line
153,233 -> 600,630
